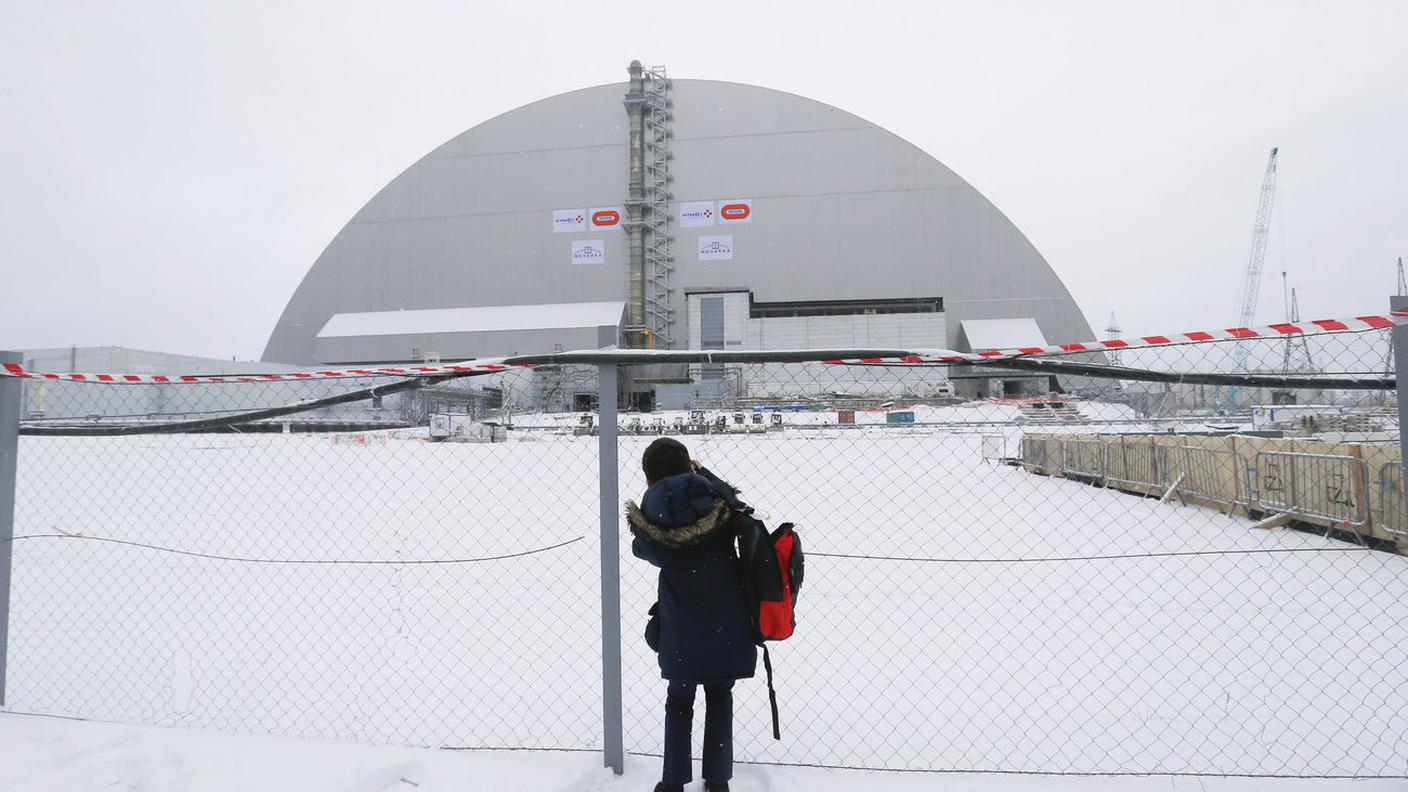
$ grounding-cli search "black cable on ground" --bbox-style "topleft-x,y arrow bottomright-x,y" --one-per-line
0,533 -> 583,565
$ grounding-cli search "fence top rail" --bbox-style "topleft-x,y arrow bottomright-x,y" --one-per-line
1165,444 -> 1246,456
1257,450 -> 1368,464
2,308 -> 1402,384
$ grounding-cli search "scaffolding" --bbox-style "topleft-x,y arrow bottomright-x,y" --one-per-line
640,66 -> 674,348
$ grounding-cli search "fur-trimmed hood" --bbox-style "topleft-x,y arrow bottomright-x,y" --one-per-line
626,499 -> 732,549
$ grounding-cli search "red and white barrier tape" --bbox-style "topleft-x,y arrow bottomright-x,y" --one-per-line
0,359 -> 519,384
2,311 -> 1402,383
825,312 -> 1408,366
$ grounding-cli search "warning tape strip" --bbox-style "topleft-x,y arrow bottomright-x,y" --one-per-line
822,311 -> 1408,366
2,311 -> 1403,383
0,359 -> 521,384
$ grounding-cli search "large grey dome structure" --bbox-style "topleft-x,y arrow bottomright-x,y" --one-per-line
262,71 -> 1093,399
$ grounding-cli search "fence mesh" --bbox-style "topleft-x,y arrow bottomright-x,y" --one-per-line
7,369 -> 604,749
4,324 -> 1408,777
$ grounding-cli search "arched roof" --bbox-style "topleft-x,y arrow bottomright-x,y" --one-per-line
262,79 -> 1092,363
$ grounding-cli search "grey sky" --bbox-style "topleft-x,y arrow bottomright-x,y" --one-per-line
1,0 -> 1403,361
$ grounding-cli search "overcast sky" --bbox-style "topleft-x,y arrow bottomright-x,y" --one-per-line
1,0 -> 1403,361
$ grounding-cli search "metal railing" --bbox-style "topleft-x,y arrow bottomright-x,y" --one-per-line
1377,461 -> 1407,537
1160,444 -> 1254,509
1254,451 -> 1370,527
1103,437 -> 1164,492
1059,437 -> 1107,481
1034,435 -> 1255,510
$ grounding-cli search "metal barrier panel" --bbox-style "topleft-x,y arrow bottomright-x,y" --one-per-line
1021,435 -> 1051,473
1256,451 -> 1370,526
1162,445 -> 1252,508
1378,461 -> 1407,537
1105,436 -> 1162,491
1060,438 -> 1106,480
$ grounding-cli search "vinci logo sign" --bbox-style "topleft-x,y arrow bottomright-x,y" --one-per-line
679,201 -> 715,228
718,199 -> 752,224
552,209 -> 586,233
589,207 -> 623,231
571,240 -> 606,265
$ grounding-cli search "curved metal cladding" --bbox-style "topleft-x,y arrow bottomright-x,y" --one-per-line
261,79 -> 1094,364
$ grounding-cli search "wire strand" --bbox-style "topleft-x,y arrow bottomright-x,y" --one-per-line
1,533 -> 583,565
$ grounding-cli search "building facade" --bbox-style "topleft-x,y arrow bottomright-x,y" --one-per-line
263,69 -> 1095,404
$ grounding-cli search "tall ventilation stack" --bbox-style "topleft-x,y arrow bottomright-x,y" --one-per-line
623,61 -> 647,347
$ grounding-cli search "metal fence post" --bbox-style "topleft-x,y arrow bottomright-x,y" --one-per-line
597,363 -> 624,774
0,351 -> 21,706
1393,296 -> 1408,522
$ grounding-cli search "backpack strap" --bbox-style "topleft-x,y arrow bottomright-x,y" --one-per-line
762,644 -> 781,740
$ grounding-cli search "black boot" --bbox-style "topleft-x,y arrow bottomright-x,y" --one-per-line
704,783 -> 730,792
652,784 -> 684,792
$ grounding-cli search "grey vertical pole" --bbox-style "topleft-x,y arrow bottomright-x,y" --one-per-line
597,363 -> 625,774
0,351 -> 22,706
1392,297 -> 1408,518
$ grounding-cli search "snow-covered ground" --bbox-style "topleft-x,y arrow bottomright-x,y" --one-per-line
2,713 -> 1401,792
6,424 -> 1408,780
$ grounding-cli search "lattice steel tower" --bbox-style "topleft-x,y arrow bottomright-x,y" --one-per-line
641,66 -> 675,348
624,61 -> 675,350
1104,311 -> 1122,367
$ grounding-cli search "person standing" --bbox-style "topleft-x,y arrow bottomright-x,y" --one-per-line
628,437 -> 757,792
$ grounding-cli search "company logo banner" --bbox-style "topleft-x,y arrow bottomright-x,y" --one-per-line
553,209 -> 586,233
589,207 -> 624,231
679,201 -> 715,228
698,235 -> 734,261
571,240 -> 606,265
718,199 -> 752,224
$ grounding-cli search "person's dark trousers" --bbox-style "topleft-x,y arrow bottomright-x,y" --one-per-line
662,680 -> 734,785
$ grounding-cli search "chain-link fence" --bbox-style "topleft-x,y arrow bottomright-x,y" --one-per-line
4,368 -> 604,750
1,323 -> 1407,778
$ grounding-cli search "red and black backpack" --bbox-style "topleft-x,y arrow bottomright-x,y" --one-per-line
733,510 -> 804,739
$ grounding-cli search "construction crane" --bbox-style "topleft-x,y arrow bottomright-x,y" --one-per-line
1232,147 -> 1280,368
1215,148 -> 1279,414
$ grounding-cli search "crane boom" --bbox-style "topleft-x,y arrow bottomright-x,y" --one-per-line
1235,147 -> 1279,328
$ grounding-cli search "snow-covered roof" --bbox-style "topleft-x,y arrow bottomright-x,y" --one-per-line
960,318 -> 1047,350
317,301 -> 626,339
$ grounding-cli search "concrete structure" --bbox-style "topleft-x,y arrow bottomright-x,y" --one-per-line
263,72 -> 1095,402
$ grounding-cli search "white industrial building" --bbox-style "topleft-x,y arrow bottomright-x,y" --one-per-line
260,64 -> 1095,407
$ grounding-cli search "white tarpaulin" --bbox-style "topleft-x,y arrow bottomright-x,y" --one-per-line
589,207 -> 623,231
718,199 -> 752,224
570,240 -> 605,265
959,317 -> 1047,350
318,300 -> 626,338
679,201 -> 715,228
698,235 -> 734,261
552,209 -> 585,233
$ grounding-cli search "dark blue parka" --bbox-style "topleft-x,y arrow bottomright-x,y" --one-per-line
628,470 -> 757,684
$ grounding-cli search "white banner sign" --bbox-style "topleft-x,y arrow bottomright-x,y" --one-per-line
553,208 -> 586,233
571,240 -> 606,265
589,206 -> 624,231
679,201 -> 715,228
718,199 -> 752,224
698,235 -> 734,261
